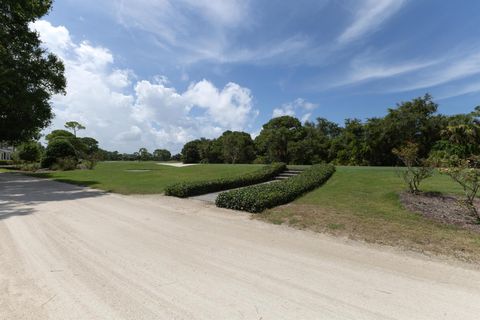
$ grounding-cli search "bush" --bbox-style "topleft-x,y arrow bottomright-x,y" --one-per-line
51,157 -> 78,171
392,142 -> 433,194
437,155 -> 480,219
77,157 -> 99,170
216,164 -> 335,213
0,160 -> 13,165
20,162 -> 40,172
77,151 -> 101,170
15,141 -> 43,163
253,156 -> 267,164
165,163 -> 286,198
41,139 -> 78,169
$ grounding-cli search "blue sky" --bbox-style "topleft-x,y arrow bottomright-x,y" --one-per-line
34,0 -> 480,153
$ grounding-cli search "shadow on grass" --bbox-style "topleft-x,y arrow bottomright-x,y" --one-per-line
0,173 -> 103,221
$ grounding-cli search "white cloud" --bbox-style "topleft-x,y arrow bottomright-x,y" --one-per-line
338,0 -> 407,44
185,80 -> 256,130
272,98 -> 318,122
110,0 -> 312,65
31,20 -> 258,153
30,20 -> 73,54
326,52 -> 440,89
113,0 -> 251,64
436,82 -> 480,100
315,46 -> 480,93
390,51 -> 480,92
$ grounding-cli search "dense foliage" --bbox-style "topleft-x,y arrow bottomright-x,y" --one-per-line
164,163 -> 286,198
97,147 -> 172,162
41,139 -> 77,169
0,0 -> 66,143
179,95 -> 480,166
215,164 -> 335,213
14,141 -> 42,163
32,122 -> 103,170
180,131 -> 256,164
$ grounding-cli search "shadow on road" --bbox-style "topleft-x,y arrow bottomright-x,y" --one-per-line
0,173 -> 103,220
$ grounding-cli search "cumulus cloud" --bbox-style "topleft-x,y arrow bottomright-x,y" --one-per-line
31,20 -> 258,153
272,98 -> 318,122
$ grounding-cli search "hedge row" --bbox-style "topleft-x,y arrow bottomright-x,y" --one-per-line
215,163 -> 335,213
164,163 -> 286,198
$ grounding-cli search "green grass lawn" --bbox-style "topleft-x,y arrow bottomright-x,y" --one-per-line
299,166 -> 465,214
31,161 -> 264,194
258,166 -> 480,262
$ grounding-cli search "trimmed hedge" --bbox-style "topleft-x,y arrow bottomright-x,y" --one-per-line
164,163 -> 286,198
215,164 -> 335,213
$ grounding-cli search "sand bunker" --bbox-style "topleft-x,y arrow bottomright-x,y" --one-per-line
156,162 -> 198,167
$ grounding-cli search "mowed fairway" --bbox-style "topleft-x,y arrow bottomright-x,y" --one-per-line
32,162 -> 264,194
260,166 -> 480,262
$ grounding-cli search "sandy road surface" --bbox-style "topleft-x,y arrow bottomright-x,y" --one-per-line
1,173 -> 480,320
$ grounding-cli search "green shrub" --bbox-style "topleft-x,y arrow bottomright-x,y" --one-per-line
20,162 -> 40,172
15,141 -> 43,163
41,139 -> 78,168
77,151 -> 101,170
216,164 -> 335,213
0,160 -> 13,165
253,156 -> 267,164
165,163 -> 286,198
51,157 -> 77,171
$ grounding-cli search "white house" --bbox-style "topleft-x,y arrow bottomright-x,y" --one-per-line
0,144 -> 14,161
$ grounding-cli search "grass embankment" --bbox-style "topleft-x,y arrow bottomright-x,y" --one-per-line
31,162 -> 264,194
258,166 -> 480,262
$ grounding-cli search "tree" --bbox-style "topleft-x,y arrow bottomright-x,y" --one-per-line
182,140 -> 201,163
15,141 -> 42,163
0,0 -> 66,143
153,149 -> 171,161
392,142 -> 433,194
138,148 -> 151,161
41,139 -> 77,168
289,118 -> 342,164
255,116 -> 303,163
79,137 -> 99,155
431,107 -> 480,158
65,121 -> 86,137
171,153 -> 182,161
370,94 -> 442,165
220,131 -> 255,164
45,129 -> 75,143
45,129 -> 96,159
331,118 -> 368,165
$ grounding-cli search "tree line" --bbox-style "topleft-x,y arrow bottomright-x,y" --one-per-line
180,95 -> 480,166
99,148 -> 177,162
12,119 -> 178,170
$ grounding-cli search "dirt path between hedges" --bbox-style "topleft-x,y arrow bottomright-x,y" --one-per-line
2,173 -> 480,320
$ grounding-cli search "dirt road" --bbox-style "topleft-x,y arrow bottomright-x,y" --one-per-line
1,173 -> 480,319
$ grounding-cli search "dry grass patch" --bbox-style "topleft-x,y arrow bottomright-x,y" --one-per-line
257,204 -> 480,262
